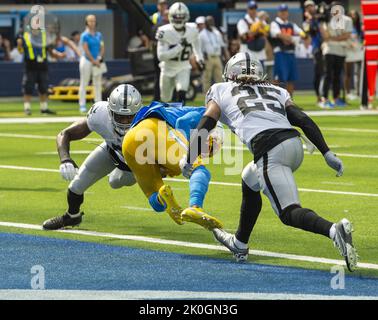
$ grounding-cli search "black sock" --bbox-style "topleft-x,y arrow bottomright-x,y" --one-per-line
177,90 -> 186,105
235,180 -> 262,244
67,189 -> 83,215
279,204 -> 333,238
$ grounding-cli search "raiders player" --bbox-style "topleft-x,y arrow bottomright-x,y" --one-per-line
156,2 -> 204,105
181,53 -> 358,271
43,84 -> 141,230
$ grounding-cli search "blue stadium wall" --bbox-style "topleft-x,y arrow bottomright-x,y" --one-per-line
0,59 -> 314,97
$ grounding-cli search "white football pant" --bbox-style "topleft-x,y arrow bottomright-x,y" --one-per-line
69,142 -> 136,195
79,56 -> 102,107
159,68 -> 190,102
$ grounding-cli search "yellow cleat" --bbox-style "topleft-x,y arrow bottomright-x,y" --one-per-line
158,185 -> 184,225
181,207 -> 224,230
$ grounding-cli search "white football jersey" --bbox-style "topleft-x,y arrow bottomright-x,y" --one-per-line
206,82 -> 293,145
156,22 -> 203,76
87,101 -> 126,164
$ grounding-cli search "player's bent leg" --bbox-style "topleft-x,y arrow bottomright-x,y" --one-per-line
43,144 -> 115,230
160,72 -> 175,102
181,166 -> 223,230
158,184 -> 183,225
108,168 -> 136,189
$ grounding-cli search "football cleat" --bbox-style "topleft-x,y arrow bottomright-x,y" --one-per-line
333,218 -> 358,272
158,185 -> 184,225
43,212 -> 83,230
40,108 -> 56,115
181,207 -> 224,231
212,228 -> 249,262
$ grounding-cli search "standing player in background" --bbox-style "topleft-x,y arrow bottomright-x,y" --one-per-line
156,2 -> 204,105
270,4 -> 305,96
182,53 -> 357,272
237,1 -> 268,67
43,84 -> 138,230
18,23 -> 65,115
79,14 -> 105,113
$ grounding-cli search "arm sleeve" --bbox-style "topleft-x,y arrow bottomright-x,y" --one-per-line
157,40 -> 182,61
270,21 -> 281,38
187,116 -> 218,163
286,104 -> 330,155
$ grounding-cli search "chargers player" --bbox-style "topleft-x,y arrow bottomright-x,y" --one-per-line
122,101 -> 223,230
43,84 -> 140,230
156,2 -> 204,105
182,53 -> 358,271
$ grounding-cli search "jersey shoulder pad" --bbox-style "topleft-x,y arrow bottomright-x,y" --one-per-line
185,23 -> 199,37
87,102 -> 109,132
156,24 -> 175,41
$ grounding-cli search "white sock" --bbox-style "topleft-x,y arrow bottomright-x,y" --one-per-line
67,212 -> 81,218
234,236 -> 248,249
40,101 -> 48,111
329,224 -> 336,240
24,102 -> 31,111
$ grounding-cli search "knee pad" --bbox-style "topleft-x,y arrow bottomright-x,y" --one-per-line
242,161 -> 262,192
108,169 -> 136,189
149,192 -> 166,212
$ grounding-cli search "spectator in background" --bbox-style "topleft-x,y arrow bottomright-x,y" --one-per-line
303,0 -> 324,105
0,34 -> 11,61
270,4 -> 305,96
295,36 -> 313,59
344,10 -> 363,101
319,2 -> 353,108
195,16 -> 206,32
228,38 -> 240,57
199,16 -> 229,93
18,27 -> 65,115
237,1 -> 268,66
65,31 -> 81,61
151,0 -> 169,25
79,14 -> 105,113
53,32 -> 81,62
9,39 -> 23,62
258,10 -> 274,79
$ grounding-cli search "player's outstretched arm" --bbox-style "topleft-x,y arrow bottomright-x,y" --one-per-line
286,103 -> 344,177
57,119 -> 91,181
180,101 -> 221,178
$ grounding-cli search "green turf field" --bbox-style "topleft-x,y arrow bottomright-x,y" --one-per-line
0,96 -> 377,278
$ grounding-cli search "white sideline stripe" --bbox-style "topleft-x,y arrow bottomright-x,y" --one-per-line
0,289 -> 376,300
0,221 -> 377,270
36,151 -> 93,155
0,117 -> 83,124
0,133 -> 102,142
0,110 -> 377,124
321,127 -> 378,134
120,205 -> 153,212
1,164 -> 378,198
2,132 -> 378,159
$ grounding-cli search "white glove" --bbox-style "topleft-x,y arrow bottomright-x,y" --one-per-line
179,156 -> 194,179
324,151 -> 344,177
60,159 -> 79,181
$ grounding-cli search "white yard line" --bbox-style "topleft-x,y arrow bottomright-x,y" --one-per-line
0,221 -> 377,270
1,164 -> 378,198
0,289 -> 376,300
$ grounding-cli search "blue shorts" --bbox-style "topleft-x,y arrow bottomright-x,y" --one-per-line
274,52 -> 298,82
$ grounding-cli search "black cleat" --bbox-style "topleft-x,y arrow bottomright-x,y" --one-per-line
24,109 -> 32,116
40,108 -> 56,115
43,212 -> 83,230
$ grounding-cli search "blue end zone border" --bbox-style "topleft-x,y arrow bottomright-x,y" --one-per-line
1,232 -> 377,297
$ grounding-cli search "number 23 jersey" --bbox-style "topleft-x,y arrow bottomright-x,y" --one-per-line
206,82 -> 294,145
156,23 -> 202,76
